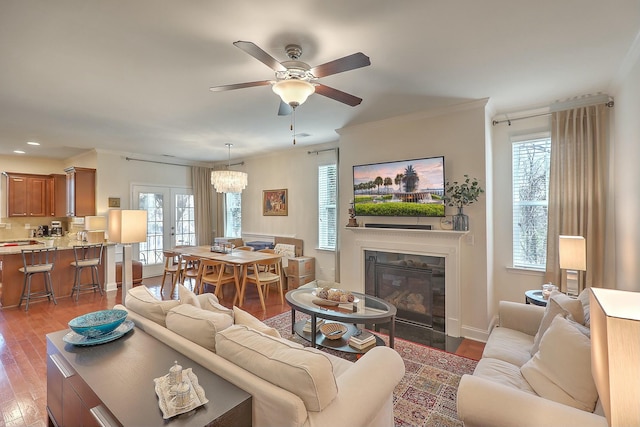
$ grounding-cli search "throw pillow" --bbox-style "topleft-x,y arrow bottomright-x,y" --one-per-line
521,315 -> 597,412
178,284 -> 201,308
530,290 -> 585,355
199,294 -> 234,319
577,288 -> 591,327
125,285 -> 180,327
166,304 -> 233,352
232,306 -> 281,338
215,325 -> 338,412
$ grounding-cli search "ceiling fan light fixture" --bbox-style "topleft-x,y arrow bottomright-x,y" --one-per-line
211,143 -> 248,193
272,79 -> 315,107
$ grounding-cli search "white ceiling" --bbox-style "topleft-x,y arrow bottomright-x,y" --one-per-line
1,1 -> 638,163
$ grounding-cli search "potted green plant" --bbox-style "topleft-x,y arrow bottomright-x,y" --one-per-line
444,175 -> 484,231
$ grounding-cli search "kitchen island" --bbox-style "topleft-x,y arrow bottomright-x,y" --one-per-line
0,238 -> 118,308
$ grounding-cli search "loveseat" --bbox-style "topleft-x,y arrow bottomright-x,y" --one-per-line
114,285 -> 405,427
457,290 -> 607,427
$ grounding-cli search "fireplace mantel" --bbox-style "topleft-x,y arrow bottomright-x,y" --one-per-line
346,226 -> 466,337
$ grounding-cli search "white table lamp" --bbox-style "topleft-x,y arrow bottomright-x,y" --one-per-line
558,235 -> 586,296
84,215 -> 107,243
590,288 -> 640,427
108,210 -> 147,304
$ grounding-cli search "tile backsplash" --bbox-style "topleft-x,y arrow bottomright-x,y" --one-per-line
0,217 -> 70,240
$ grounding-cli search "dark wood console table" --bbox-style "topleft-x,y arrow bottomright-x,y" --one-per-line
46,327 -> 251,427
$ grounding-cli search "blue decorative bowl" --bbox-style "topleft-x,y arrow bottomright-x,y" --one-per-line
68,309 -> 128,338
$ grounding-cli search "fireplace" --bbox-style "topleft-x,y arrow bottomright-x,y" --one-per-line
365,251 -> 445,332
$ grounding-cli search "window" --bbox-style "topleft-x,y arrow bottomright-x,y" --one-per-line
174,194 -> 195,246
225,192 -> 242,238
318,164 -> 337,250
512,135 -> 551,269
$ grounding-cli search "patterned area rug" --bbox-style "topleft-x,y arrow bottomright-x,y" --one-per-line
264,312 -> 478,427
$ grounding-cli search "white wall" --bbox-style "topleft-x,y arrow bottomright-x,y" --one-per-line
612,44 -> 640,292
95,151 -> 192,215
337,100 -> 490,336
490,115 -> 552,304
238,142 -> 338,281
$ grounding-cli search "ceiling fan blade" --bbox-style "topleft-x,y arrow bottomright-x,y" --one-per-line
278,100 -> 293,116
233,41 -> 287,72
209,80 -> 271,92
314,84 -> 363,107
310,52 -> 371,78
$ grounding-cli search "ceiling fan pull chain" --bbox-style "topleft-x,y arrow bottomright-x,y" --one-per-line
291,108 -> 297,145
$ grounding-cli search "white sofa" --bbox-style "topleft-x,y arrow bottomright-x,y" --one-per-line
457,290 -> 608,427
114,285 -> 404,427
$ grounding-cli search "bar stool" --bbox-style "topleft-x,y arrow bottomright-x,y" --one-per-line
18,247 -> 58,311
70,243 -> 104,301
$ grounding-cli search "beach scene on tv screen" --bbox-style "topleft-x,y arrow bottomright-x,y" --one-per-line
353,157 -> 445,217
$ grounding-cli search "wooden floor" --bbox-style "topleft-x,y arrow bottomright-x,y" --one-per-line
0,275 -> 484,427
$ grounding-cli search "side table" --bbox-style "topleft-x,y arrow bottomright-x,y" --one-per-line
524,289 -> 548,306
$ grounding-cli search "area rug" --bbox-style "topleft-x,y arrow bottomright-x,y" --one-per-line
264,312 -> 478,427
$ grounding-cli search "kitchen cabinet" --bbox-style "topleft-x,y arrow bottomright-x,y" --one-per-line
65,167 -> 96,217
4,173 -> 48,217
49,174 -> 67,217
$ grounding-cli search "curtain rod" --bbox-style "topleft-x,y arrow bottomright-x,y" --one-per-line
125,156 -> 244,167
308,148 -> 338,155
492,100 -> 614,126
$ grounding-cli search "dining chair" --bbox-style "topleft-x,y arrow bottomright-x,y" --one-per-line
241,257 -> 283,311
161,250 -> 183,297
181,255 -> 201,292
196,259 -> 240,304
18,247 -> 58,311
235,246 -> 255,251
70,243 -> 104,301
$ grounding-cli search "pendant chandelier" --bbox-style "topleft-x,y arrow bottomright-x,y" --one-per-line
211,143 -> 248,193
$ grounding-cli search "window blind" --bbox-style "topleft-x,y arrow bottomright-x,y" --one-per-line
512,137 -> 551,269
318,164 -> 337,250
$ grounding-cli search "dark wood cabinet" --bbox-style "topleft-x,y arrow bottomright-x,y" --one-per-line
49,174 -> 67,217
4,173 -> 48,217
64,167 -> 96,217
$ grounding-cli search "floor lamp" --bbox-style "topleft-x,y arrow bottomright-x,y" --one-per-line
108,210 -> 147,305
558,235 -> 586,296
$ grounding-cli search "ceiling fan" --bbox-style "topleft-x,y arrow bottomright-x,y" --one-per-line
210,41 -> 371,115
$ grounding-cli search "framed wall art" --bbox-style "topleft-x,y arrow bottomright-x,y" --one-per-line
263,189 -> 288,216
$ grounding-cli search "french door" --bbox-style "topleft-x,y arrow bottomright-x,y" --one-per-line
133,185 -> 194,277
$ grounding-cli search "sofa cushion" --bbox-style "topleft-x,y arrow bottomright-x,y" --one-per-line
215,325 -> 338,412
233,306 -> 281,338
198,294 -> 234,319
473,357 -> 536,395
531,291 -> 584,355
125,285 -> 180,327
178,284 -> 201,308
165,304 -> 233,352
521,315 -> 597,412
482,326 -> 535,367
577,288 -> 591,327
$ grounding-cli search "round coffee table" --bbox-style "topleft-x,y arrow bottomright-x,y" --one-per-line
285,288 -> 397,354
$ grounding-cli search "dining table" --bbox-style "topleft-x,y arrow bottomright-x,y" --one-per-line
171,245 -> 282,306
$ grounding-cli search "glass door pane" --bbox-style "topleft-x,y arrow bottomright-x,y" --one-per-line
174,192 -> 195,246
138,191 -> 164,266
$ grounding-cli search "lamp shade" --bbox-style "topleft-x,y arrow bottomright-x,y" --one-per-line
272,79 -> 315,107
211,170 -> 248,193
108,210 -> 147,244
590,288 -> 640,427
558,235 -> 586,270
84,216 -> 107,231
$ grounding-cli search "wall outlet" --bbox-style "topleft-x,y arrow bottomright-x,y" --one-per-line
5,223 -> 11,229
24,223 -> 30,229
466,234 -> 475,246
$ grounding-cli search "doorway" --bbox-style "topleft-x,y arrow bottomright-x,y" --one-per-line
133,185 -> 194,277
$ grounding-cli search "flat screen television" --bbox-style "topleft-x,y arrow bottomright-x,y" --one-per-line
352,156 -> 445,217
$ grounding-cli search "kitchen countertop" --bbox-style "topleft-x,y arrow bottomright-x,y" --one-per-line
0,238 -> 116,255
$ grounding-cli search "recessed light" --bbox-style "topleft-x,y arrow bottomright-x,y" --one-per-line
13,150 -> 25,154
27,141 -> 40,146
